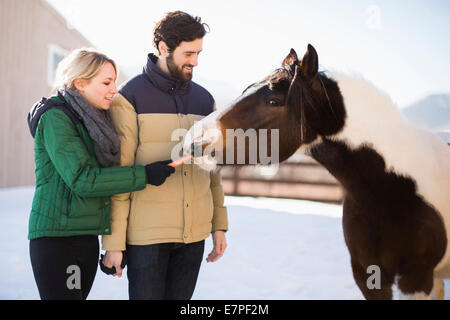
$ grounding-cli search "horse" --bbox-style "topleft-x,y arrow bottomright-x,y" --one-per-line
182,44 -> 450,300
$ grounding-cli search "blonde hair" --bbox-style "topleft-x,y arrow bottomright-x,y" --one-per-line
54,48 -> 117,90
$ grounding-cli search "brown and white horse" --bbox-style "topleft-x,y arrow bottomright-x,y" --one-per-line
183,44 -> 450,299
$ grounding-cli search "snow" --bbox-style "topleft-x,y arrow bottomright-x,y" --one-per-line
1,186 -> 447,300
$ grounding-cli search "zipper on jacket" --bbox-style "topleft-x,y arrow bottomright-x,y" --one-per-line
177,113 -> 187,217
67,191 -> 72,216
175,112 -> 186,222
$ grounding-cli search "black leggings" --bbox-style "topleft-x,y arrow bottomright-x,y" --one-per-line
29,235 -> 99,300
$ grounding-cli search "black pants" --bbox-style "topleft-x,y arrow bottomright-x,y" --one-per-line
29,235 -> 99,300
127,240 -> 205,300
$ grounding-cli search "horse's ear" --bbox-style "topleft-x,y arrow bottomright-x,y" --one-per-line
282,48 -> 299,68
299,44 -> 318,81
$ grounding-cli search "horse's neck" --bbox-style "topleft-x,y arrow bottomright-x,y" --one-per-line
329,71 -> 404,128
309,138 -> 361,192
324,72 -> 409,170
311,73 -> 450,225
305,73 -> 406,196
309,138 -> 400,199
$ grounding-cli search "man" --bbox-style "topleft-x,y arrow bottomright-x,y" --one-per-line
102,11 -> 228,300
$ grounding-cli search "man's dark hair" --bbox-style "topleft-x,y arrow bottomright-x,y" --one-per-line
153,11 -> 209,53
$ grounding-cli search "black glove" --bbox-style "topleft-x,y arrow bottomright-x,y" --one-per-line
99,251 -> 127,275
145,159 -> 175,186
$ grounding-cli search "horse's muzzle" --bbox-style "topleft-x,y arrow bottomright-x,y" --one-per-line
190,142 -> 204,158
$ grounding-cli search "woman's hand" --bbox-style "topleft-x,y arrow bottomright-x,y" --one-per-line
103,251 -> 123,277
206,230 -> 227,263
145,160 -> 175,186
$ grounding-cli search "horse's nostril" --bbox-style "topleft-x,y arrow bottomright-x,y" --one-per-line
190,142 -> 203,158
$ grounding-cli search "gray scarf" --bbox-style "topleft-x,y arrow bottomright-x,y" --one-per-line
61,86 -> 121,168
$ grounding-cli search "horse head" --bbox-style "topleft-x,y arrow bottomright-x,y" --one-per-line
183,44 -> 347,168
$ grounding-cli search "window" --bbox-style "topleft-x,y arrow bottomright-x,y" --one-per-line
47,44 -> 68,87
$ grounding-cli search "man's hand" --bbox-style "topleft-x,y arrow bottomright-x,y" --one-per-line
206,230 -> 227,263
103,251 -> 123,277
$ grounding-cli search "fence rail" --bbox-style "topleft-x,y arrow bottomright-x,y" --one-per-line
220,155 -> 344,203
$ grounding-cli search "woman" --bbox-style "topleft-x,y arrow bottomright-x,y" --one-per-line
28,48 -> 175,300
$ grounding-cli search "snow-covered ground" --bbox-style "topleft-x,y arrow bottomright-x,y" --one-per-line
1,186 -> 447,300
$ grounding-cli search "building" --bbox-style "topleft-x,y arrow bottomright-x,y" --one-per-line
0,0 -> 126,188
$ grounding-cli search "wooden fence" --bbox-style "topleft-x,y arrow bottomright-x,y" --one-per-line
220,154 -> 344,203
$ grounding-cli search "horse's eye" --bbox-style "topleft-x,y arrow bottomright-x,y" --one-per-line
267,99 -> 282,107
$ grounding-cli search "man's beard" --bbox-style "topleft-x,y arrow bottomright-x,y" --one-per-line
166,53 -> 194,83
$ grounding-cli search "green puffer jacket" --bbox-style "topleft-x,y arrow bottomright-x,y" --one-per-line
28,97 -> 147,240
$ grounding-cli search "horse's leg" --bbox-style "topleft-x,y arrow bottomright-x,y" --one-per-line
429,279 -> 445,300
344,197 -> 394,299
396,269 -> 435,299
350,258 -> 393,300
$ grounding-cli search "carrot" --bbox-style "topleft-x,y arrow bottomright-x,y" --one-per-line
168,155 -> 192,167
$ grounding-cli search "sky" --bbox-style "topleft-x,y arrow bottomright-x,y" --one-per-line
45,0 -> 450,108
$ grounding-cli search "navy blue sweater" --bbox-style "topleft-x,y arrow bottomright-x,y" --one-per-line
120,54 -> 214,116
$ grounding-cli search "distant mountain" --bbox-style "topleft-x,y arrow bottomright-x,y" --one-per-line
402,94 -> 450,131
